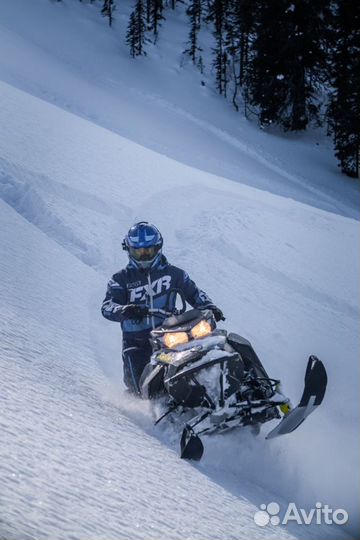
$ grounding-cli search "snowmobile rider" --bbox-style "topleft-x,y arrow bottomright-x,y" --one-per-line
101,221 -> 225,394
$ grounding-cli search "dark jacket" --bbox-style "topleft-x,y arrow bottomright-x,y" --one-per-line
101,256 -> 215,338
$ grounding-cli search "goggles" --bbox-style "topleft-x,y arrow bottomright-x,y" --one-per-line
128,245 -> 160,261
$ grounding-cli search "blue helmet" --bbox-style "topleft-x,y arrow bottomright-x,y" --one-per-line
122,221 -> 163,269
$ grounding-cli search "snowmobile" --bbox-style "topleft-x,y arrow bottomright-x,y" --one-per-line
139,293 -> 327,461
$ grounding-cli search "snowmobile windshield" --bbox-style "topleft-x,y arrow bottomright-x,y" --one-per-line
128,245 -> 160,261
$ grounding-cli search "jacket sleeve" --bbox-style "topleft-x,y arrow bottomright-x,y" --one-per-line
101,275 -> 128,322
179,270 -> 216,310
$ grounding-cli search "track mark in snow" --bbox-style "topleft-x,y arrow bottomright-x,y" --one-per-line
33,171 -> 131,222
0,170 -> 101,268
218,238 -> 359,322
137,93 -> 350,211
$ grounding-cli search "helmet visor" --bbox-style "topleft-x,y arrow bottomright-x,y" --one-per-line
128,245 -> 160,262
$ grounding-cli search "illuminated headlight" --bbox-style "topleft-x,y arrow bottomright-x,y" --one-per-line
163,332 -> 189,349
190,320 -> 212,340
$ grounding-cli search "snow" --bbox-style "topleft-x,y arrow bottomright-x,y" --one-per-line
0,1 -> 359,539
0,0 -> 358,219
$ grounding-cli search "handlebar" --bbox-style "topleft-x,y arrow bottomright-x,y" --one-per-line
147,307 -> 182,317
145,288 -> 187,318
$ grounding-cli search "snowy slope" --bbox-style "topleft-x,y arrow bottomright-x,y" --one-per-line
0,80 -> 358,540
4,186 -> 298,540
0,1 -> 359,539
0,0 -> 358,220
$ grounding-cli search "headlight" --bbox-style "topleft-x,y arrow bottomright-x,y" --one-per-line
156,351 -> 176,364
190,320 -> 212,340
163,332 -> 189,349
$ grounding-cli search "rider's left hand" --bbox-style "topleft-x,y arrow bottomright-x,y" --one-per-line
211,306 -> 225,322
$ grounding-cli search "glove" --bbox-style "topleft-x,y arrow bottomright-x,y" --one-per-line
211,306 -> 225,322
121,304 -> 149,321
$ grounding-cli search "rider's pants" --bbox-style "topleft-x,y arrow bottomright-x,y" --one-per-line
122,335 -> 152,394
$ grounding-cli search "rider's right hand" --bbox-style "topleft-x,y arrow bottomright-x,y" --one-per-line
121,304 -> 149,321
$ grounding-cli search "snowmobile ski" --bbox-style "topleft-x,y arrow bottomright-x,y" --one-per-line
180,425 -> 205,461
266,355 -> 327,440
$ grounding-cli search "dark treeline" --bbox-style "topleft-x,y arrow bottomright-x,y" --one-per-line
62,0 -> 360,178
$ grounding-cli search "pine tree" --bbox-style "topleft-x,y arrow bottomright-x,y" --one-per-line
126,0 -> 147,56
101,0 -> 115,27
150,0 -> 165,40
224,0 -> 257,111
208,0 -> 229,96
146,0 -> 151,28
244,0 -> 287,125
327,0 -> 360,177
246,0 -> 329,130
184,0 -> 203,64
286,0 -> 329,130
